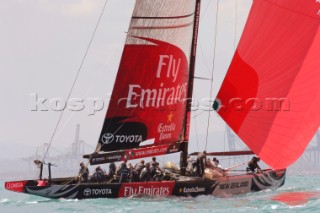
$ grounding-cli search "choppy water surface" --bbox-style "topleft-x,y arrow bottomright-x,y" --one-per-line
1,175 -> 320,213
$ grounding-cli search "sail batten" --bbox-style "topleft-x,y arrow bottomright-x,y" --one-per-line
130,22 -> 194,30
132,13 -> 195,20
216,0 -> 320,169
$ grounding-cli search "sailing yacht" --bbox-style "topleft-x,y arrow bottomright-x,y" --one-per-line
5,0 -> 320,199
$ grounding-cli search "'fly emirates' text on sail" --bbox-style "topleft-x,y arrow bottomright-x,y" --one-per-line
125,55 -> 188,109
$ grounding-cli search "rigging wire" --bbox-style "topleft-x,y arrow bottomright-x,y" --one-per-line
190,0 -> 216,154
215,0 -> 239,166
42,0 -> 110,162
194,117 -> 200,152
204,0 -> 220,151
225,0 -> 238,165
227,0 -> 239,167
192,111 -> 205,119
234,0 -> 238,50
47,54 -> 114,146
198,0 -> 217,76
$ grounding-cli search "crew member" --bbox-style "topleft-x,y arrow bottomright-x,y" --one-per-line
247,156 -> 262,173
91,166 -> 106,182
37,178 -> 48,186
119,162 -> 130,183
140,163 -> 151,182
133,160 -> 145,182
150,156 -> 158,167
212,157 -> 223,169
196,151 -> 207,177
150,162 -> 163,181
78,162 -> 89,182
107,162 -> 117,182
186,155 -> 196,174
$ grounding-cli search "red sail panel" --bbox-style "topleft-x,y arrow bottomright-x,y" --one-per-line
98,0 -> 197,152
216,0 -> 320,169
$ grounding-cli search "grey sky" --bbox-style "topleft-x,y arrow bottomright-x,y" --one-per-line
0,0 -> 252,159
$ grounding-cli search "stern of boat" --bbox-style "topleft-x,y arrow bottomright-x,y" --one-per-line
5,180 -> 37,193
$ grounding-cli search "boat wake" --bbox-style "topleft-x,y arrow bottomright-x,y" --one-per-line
272,191 -> 320,206
0,198 -> 9,203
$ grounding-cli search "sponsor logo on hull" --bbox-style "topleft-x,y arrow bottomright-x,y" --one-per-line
212,177 -> 252,197
180,187 -> 206,193
83,188 -> 112,197
218,181 -> 249,190
5,181 -> 27,192
118,182 -> 175,197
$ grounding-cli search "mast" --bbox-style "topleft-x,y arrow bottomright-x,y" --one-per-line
180,0 -> 201,175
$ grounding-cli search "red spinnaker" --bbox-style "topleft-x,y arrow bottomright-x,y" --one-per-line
216,0 -> 320,169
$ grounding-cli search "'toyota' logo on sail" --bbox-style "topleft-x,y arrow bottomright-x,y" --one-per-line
101,133 -> 143,144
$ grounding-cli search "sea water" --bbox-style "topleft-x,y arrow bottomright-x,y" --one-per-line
1,175 -> 320,213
